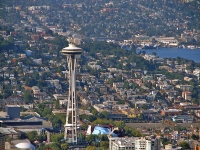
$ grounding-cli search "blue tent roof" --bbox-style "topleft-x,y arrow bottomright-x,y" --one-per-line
92,126 -> 111,135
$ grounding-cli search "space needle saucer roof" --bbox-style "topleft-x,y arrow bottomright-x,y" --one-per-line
61,43 -> 83,55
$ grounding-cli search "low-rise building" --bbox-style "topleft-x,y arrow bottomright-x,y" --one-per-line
155,37 -> 179,47
113,82 -> 124,90
161,109 -> 182,116
121,109 -> 140,118
182,91 -> 192,101
172,115 -> 193,123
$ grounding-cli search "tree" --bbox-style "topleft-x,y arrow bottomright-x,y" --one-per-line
61,143 -> 68,150
116,100 -> 125,104
19,132 -> 27,139
123,81 -> 129,89
161,138 -> 171,147
99,111 -> 108,119
50,133 -> 64,143
37,134 -> 46,143
86,146 -> 96,150
41,107 -> 52,117
45,29 -> 53,36
23,90 -> 34,104
6,136 -> 12,142
100,141 -> 109,149
86,134 -> 97,144
25,76 -> 37,86
0,35 -> 14,53
191,134 -> 199,140
115,120 -> 126,128
130,44 -> 136,54
179,141 -> 190,149
27,131 -> 38,142
54,100 -> 60,109
80,114 -> 97,122
56,66 -> 65,73
91,107 -> 98,116
40,142 -> 61,150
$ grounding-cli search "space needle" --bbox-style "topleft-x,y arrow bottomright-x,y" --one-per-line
61,40 -> 83,144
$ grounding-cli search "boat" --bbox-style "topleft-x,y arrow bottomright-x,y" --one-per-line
142,45 -> 158,49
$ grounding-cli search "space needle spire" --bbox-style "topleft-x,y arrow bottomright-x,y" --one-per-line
61,39 -> 83,144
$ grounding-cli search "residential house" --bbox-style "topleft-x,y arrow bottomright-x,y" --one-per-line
176,85 -> 193,92
182,91 -> 192,101
113,82 -> 124,91
161,109 -> 182,116
121,109 -> 140,118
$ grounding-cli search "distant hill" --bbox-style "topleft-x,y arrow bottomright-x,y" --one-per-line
1,0 -> 200,39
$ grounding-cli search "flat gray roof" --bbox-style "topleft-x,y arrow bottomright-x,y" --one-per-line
0,127 -> 18,135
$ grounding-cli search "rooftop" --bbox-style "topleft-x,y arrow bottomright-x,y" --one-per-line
0,127 -> 18,135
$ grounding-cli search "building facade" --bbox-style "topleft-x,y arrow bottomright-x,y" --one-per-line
0,133 -> 5,150
109,136 -> 161,150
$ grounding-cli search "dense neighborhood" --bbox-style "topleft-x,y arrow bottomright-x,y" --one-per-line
0,0 -> 200,150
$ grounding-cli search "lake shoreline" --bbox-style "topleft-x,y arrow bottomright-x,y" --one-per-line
137,48 -> 200,63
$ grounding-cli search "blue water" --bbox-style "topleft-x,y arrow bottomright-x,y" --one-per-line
137,48 -> 200,63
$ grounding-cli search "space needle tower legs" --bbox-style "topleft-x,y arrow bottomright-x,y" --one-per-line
61,43 -> 83,144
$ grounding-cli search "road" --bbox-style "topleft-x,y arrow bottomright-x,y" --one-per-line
126,122 -> 200,129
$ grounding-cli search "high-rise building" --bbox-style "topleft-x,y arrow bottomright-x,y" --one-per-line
61,43 -> 83,144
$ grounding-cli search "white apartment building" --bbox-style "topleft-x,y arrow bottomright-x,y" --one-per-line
109,136 -> 161,150
155,37 -> 179,47
135,137 -> 151,150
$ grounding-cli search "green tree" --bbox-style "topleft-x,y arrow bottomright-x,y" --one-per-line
86,146 -> 96,150
56,66 -> 65,73
61,143 -> 68,150
100,141 -> 109,149
86,134 -> 98,144
179,141 -> 190,149
45,29 -> 53,36
92,118 -> 113,125
99,111 -> 108,119
25,76 -> 37,86
130,44 -> 136,54
27,131 -> 38,142
23,90 -> 34,104
91,107 -> 98,116
37,134 -> 46,143
161,138 -> 171,147
41,107 -> 52,117
50,133 -> 64,143
46,142 -> 61,150
191,134 -> 199,140
6,136 -> 12,142
123,81 -> 129,89
54,100 -> 60,109
19,132 -> 27,139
